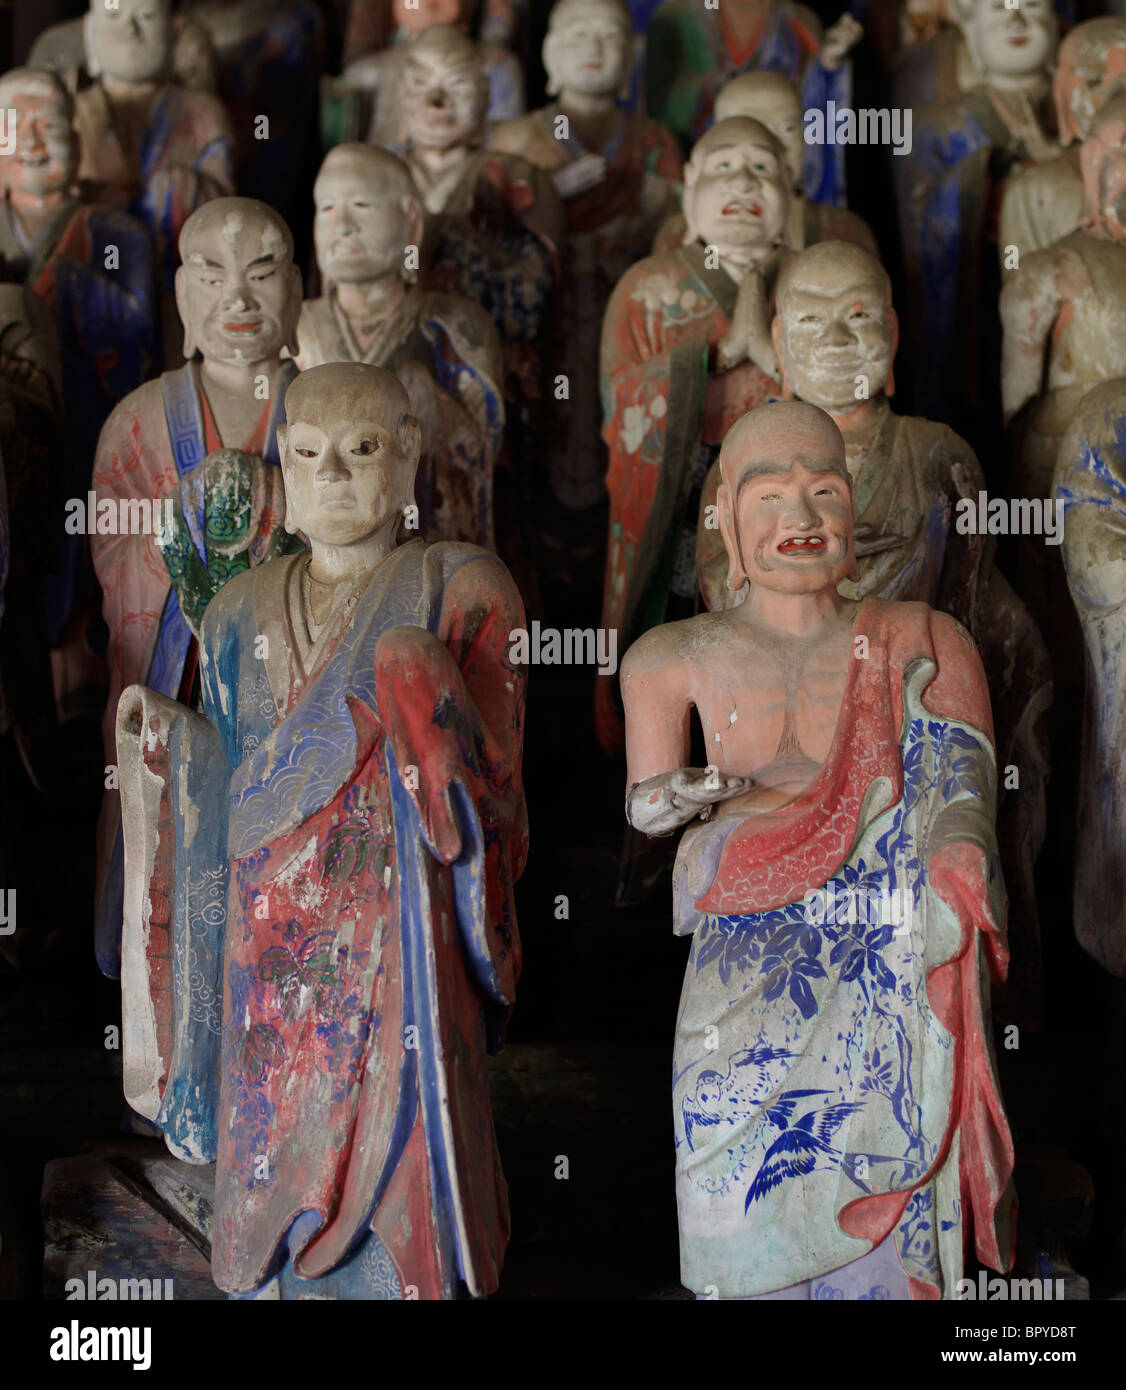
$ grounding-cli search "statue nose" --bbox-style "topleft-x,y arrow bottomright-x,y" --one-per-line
824,319 -> 853,345
315,448 -> 349,480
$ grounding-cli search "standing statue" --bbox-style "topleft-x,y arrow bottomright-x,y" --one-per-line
0,66 -> 158,704
116,360 -> 526,1299
1000,18 -> 1126,269
73,0 -> 236,362
903,0 -> 1058,432
696,241 -> 1051,1024
644,0 -> 861,182
299,144 -> 505,551
91,196 -> 304,975
597,116 -> 790,754
328,0 -> 525,150
1054,379 -> 1126,979
621,400 -> 1016,1299
488,0 -> 683,520
653,72 -> 877,257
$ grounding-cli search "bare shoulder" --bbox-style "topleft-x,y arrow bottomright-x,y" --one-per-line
622,612 -> 734,680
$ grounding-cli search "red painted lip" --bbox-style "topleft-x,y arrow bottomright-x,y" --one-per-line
223,321 -> 262,332
1008,36 -> 1029,44
777,535 -> 827,554
724,201 -> 762,215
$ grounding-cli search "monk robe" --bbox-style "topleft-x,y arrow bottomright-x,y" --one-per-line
0,195 -> 157,647
901,89 -> 1056,434
91,358 -> 299,974
644,0 -> 850,205
118,539 -> 526,1298
671,599 -> 1015,1297
295,289 -> 505,551
488,106 -> 683,513
1054,379 -> 1126,978
697,397 -> 1052,1023
597,243 -> 777,753
74,82 -> 236,301
998,147 -> 1084,270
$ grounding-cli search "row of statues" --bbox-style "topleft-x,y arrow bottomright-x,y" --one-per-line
3,0 -> 1124,1304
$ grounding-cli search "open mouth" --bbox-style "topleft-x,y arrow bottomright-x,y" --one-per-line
723,200 -> 762,217
777,535 -> 828,555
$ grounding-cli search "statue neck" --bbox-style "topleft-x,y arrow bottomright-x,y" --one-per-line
307,522 -> 402,585
408,140 -> 474,204
735,585 -> 849,638
101,74 -> 163,106
334,274 -> 408,344
197,355 -> 281,446
6,187 -> 72,241
556,88 -> 620,148
828,392 -> 890,439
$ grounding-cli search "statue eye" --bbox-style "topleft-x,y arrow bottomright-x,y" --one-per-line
296,447 -> 318,458
761,492 -> 782,502
352,439 -> 380,456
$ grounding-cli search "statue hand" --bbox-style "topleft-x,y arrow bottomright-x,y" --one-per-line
821,13 -> 863,70
627,767 -> 754,837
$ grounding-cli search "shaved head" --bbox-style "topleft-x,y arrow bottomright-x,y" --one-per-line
719,401 -> 849,491
179,196 -> 294,264
315,143 -> 419,203
688,115 -> 786,169
775,240 -> 891,310
283,361 -> 413,435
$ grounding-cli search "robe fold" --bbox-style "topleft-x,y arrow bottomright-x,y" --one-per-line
296,288 -> 505,551
643,0 -> 850,205
672,598 -> 1015,1297
117,539 -> 526,1298
598,244 -> 777,753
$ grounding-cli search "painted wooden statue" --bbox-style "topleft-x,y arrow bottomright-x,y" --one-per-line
621,399 -> 1016,1299
1053,378 -> 1126,979
116,360 -> 527,1299
653,71 -> 878,257
1000,17 -> 1126,269
298,143 -> 505,551
696,240 -> 1052,1025
92,196 -> 304,976
28,8 -> 219,97
597,115 -> 790,754
903,0 -> 1059,431
328,0 -> 525,150
488,0 -> 683,518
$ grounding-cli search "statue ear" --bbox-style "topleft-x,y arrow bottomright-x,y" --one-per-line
771,313 -> 794,399
398,411 -> 422,474
682,159 -> 701,243
284,263 -> 303,357
886,304 -> 899,399
1080,132 -> 1104,224
716,480 -> 747,591
174,265 -> 198,359
276,425 -> 301,533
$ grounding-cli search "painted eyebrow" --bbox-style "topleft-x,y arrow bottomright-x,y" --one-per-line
734,464 -> 848,495
188,254 -> 224,268
248,253 -> 284,267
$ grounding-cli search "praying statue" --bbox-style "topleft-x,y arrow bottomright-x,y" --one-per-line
621,399 -> 1016,1299
116,360 -> 527,1299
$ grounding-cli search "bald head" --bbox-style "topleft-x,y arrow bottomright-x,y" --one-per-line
776,240 -> 890,310
543,0 -> 632,100
1057,18 -> 1126,143
0,67 -> 78,203
1081,93 -> 1126,238
684,118 -> 791,258
175,198 -> 300,366
714,73 -> 804,188
719,402 -> 848,490
313,145 -> 422,286
402,25 -> 490,152
278,363 -> 422,551
86,0 -> 174,85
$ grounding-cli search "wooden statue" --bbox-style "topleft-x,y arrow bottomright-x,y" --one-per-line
697,240 -> 1052,1025
621,399 -> 1015,1299
1000,18 -> 1126,269
116,360 -> 527,1298
903,0 -> 1058,430
597,115 -> 789,754
298,143 -> 505,551
653,71 -> 878,257
91,195 -> 304,976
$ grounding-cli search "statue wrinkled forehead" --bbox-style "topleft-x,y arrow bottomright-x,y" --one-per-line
179,196 -> 294,265
688,116 -> 787,169
406,23 -> 484,75
719,401 -> 850,489
776,239 -> 891,309
283,362 -> 413,438
314,143 -> 418,202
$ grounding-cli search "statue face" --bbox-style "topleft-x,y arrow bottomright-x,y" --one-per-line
87,0 -> 174,85
1056,24 -> 1126,143
714,78 -> 805,192
402,42 -> 488,150
543,2 -> 631,98
777,265 -> 895,413
314,155 -> 415,285
962,0 -> 1055,82
683,125 -> 790,257
393,0 -> 466,36
0,87 -> 77,202
727,456 -> 854,596
176,205 -> 300,366
281,412 -> 416,548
